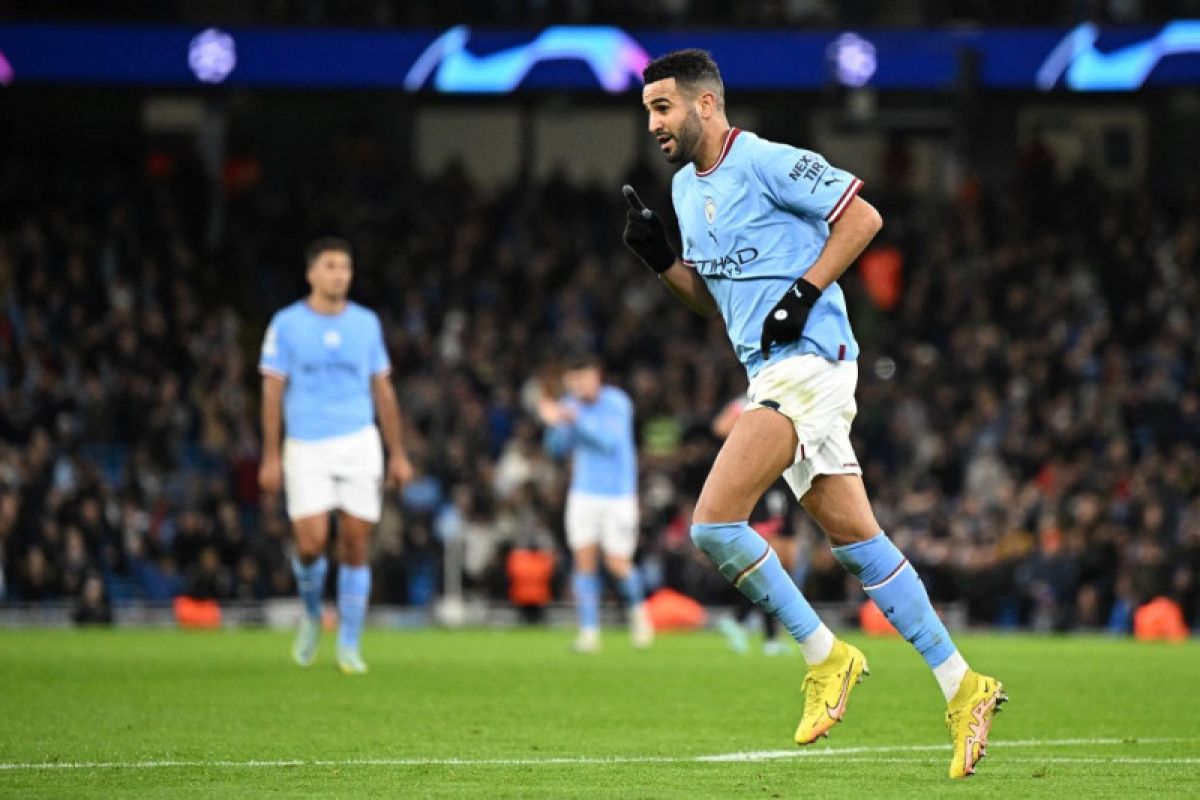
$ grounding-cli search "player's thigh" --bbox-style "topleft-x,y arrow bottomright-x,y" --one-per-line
694,408 -> 798,524
599,497 -> 639,563
800,473 -> 881,546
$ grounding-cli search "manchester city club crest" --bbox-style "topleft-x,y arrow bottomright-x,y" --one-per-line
704,195 -> 717,224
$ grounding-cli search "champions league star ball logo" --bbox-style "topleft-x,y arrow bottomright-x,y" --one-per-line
704,196 -> 717,225
188,28 -> 237,84
323,330 -> 342,349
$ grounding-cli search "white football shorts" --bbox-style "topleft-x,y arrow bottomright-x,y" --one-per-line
744,354 -> 862,500
565,492 -> 640,559
283,425 -> 384,523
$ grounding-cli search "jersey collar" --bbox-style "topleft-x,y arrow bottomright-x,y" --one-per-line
696,127 -> 741,178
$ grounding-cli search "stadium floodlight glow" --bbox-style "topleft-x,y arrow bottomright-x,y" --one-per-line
188,28 -> 237,84
828,32 -> 877,88
1036,20 -> 1200,90
404,25 -> 650,93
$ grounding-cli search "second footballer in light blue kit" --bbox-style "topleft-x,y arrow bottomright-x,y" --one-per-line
621,49 -> 1004,779
537,353 -> 652,652
259,237 -> 413,675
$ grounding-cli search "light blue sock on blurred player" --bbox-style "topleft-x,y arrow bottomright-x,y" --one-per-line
292,555 -> 327,620
337,564 -> 371,655
832,532 -> 968,700
617,569 -> 644,607
572,571 -> 601,631
691,521 -> 834,664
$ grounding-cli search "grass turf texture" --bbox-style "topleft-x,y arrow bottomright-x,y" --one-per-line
1,629 -> 1197,798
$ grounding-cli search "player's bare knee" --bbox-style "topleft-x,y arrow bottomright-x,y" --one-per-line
292,522 -> 328,562
693,490 -> 753,525
604,556 -> 631,578
822,525 -> 878,547
294,541 -> 326,563
336,536 -> 369,567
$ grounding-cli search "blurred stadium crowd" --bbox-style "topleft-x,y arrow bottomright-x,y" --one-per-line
0,130 -> 1197,633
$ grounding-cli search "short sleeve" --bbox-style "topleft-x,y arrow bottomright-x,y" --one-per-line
258,317 -> 289,378
754,144 -> 863,224
369,315 -> 391,376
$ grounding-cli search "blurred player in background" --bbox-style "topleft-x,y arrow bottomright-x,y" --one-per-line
712,396 -> 796,656
622,49 -> 1004,778
258,237 -> 413,674
537,353 -> 653,653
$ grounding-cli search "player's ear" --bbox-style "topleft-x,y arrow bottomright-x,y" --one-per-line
697,89 -> 717,120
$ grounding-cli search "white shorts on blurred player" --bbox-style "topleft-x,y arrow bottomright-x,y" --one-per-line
283,425 -> 383,522
565,492 -> 640,559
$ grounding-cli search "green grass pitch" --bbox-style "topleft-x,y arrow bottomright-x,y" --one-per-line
1,628 -> 1198,798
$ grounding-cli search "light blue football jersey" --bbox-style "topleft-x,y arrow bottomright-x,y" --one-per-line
259,300 -> 391,441
671,128 -> 864,378
543,386 -> 638,497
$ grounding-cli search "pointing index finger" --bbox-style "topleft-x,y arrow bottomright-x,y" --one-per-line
622,185 -> 653,219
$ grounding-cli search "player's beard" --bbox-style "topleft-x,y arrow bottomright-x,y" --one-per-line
666,108 -> 703,165
317,286 -> 348,305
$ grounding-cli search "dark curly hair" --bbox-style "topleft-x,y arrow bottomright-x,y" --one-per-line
643,49 -> 725,109
305,237 -> 352,268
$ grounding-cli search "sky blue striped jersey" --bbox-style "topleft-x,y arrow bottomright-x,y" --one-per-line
544,385 -> 638,497
258,300 -> 390,441
671,128 -> 864,378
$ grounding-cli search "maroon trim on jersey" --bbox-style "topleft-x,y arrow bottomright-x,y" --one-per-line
800,443 -> 807,460
696,127 -> 742,178
825,177 -> 863,223
838,344 -> 847,361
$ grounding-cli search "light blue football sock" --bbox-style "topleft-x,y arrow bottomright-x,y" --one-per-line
691,521 -> 822,644
291,555 -> 327,621
617,569 -> 645,607
572,571 -> 601,630
832,532 -> 957,669
337,564 -> 371,653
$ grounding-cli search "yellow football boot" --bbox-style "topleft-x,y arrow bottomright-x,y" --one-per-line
794,640 -> 869,745
336,647 -> 369,675
945,670 -> 1007,778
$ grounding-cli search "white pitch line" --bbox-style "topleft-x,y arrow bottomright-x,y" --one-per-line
695,737 -> 1190,763
0,737 -> 1194,772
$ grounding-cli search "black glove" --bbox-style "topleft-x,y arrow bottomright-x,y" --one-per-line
761,277 -> 821,360
621,185 -> 676,274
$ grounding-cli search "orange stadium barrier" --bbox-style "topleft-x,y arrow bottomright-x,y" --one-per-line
507,547 -> 555,608
859,598 -> 900,637
173,596 -> 222,629
1133,596 -> 1189,643
858,245 -> 903,312
645,588 -> 707,631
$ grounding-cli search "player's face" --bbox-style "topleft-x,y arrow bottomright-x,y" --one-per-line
564,366 -> 601,402
643,78 -> 703,165
307,250 -> 352,300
